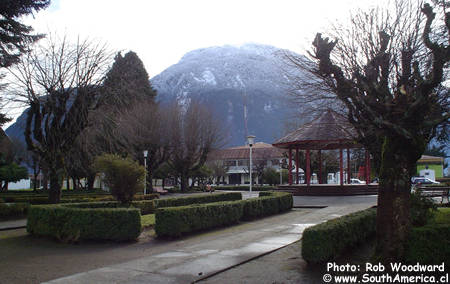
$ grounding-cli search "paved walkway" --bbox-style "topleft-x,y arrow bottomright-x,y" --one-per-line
0,218 -> 26,231
44,195 -> 377,283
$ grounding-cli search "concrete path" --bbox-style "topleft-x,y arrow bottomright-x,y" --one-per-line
45,195 -> 377,284
0,218 -> 26,231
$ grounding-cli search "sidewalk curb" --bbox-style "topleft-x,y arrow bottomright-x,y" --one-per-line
0,225 -> 26,231
192,239 -> 303,283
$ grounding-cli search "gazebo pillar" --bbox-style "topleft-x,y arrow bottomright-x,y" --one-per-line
318,150 -> 322,184
339,149 -> 344,186
295,148 -> 299,184
347,148 -> 351,184
288,148 -> 293,185
306,149 -> 311,186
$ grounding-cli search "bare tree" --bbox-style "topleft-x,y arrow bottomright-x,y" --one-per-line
289,0 -> 449,261
117,100 -> 171,193
205,160 -> 229,184
6,34 -> 112,202
167,101 -> 226,191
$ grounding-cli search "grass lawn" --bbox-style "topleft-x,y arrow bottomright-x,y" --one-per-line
141,214 -> 155,229
433,207 -> 450,224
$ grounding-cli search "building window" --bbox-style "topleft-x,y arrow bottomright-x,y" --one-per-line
225,160 -> 236,167
238,160 -> 249,166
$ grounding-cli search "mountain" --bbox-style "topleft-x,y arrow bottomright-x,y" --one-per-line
151,43 -> 302,146
6,43 -> 305,148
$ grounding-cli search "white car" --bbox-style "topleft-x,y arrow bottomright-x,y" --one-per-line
350,178 -> 365,184
411,177 -> 440,185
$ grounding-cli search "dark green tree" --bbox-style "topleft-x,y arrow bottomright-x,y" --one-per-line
289,1 -> 449,261
0,0 -> 50,126
0,0 -> 49,68
0,162 -> 28,191
102,51 -> 156,108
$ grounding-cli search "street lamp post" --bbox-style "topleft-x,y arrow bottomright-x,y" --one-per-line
247,135 -> 255,195
143,150 -> 148,195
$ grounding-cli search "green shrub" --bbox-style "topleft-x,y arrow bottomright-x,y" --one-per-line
405,224 -> 450,264
27,204 -> 141,242
94,154 -> 145,204
0,203 -> 29,219
410,189 -> 437,226
155,201 -> 244,238
301,208 -> 377,264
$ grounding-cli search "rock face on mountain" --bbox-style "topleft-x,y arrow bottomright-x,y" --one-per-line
151,43 -> 299,146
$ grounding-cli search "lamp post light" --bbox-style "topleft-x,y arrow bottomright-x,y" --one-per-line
143,150 -> 148,195
247,135 -> 255,195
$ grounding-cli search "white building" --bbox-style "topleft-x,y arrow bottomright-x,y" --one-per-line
207,142 -> 286,185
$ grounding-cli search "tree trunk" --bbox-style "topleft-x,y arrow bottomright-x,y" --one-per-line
66,177 -> 70,191
48,167 -> 63,203
72,177 -> 78,190
87,174 -> 96,191
33,168 -> 40,192
147,171 -> 154,193
42,171 -> 48,191
180,174 -> 189,192
375,136 -> 420,262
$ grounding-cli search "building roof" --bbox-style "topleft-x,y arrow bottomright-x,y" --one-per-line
208,142 -> 285,160
418,155 -> 444,164
273,109 -> 361,150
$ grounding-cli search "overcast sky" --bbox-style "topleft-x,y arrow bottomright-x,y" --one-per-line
24,0 -> 384,78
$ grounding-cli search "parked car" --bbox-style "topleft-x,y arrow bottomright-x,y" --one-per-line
411,177 -> 440,185
350,178 -> 365,184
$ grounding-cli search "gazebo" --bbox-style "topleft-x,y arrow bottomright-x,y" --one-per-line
272,109 -> 371,187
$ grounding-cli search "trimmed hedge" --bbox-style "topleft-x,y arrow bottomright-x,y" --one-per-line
1,193 -> 158,205
0,203 -> 29,219
243,191 -> 293,220
155,191 -> 293,238
405,208 -> 450,264
301,208 -> 377,264
154,192 -> 242,208
405,224 -> 450,264
214,185 -> 276,191
1,195 -> 115,204
64,200 -> 156,215
27,204 -> 141,242
155,201 -> 244,237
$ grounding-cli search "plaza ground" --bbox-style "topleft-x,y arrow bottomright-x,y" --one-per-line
0,194 -> 377,283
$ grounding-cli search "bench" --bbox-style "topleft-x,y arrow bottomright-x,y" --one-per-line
418,186 -> 450,204
153,187 -> 168,195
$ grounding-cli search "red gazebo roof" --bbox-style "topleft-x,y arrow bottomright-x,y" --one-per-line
272,109 -> 361,150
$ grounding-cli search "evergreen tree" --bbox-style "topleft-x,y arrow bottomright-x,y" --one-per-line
0,0 -> 50,127
0,0 -> 49,68
102,51 -> 157,108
